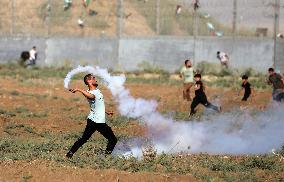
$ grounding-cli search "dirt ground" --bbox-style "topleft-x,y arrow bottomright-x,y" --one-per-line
0,76 -> 273,181
0,160 -> 195,182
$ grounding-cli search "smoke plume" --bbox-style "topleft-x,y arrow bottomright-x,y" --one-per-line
64,66 -> 284,157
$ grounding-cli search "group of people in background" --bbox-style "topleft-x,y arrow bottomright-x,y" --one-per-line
179,59 -> 221,116
179,55 -> 284,117
20,46 -> 37,67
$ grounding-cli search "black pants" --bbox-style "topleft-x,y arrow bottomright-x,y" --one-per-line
273,92 -> 284,102
69,119 -> 117,154
190,95 -> 219,115
242,92 -> 251,101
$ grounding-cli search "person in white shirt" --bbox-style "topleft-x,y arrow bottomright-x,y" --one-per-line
175,5 -> 182,16
66,74 -> 117,158
179,59 -> 195,101
217,51 -> 229,68
29,46 -> 37,65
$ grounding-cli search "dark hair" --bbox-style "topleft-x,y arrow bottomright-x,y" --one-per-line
184,59 -> 190,64
217,51 -> 220,54
20,51 -> 30,60
84,74 -> 93,85
194,73 -> 201,78
33,46 -> 36,49
242,75 -> 248,80
268,68 -> 274,72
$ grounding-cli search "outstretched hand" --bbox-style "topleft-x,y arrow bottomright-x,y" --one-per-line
69,88 -> 79,93
106,110 -> 114,117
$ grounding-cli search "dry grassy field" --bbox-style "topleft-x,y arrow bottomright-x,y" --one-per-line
0,64 -> 283,182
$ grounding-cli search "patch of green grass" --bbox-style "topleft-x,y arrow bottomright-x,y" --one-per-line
71,97 -> 81,102
20,172 -> 33,182
0,109 -> 16,117
171,112 -> 188,121
0,64 -> 71,80
25,111 -> 49,118
107,115 -> 131,127
126,76 -> 179,86
196,61 -> 232,76
15,106 -> 30,114
22,93 -> 49,100
240,156 -> 278,171
62,106 -> 75,111
1,107 -> 48,119
52,96 -> 59,100
137,61 -> 170,75
10,90 -> 20,96
69,113 -> 87,122
0,132 -> 283,181
4,123 -> 38,136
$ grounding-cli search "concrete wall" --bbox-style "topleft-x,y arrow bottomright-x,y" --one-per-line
119,37 -> 194,72
45,37 -> 118,69
275,40 -> 284,72
119,37 -> 274,72
194,37 -> 274,72
0,36 -> 279,73
0,37 -> 46,65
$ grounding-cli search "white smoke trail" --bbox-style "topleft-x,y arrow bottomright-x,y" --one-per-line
64,65 -> 284,157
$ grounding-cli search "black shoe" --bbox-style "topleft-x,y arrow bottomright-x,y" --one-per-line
189,110 -> 196,117
66,151 -> 73,159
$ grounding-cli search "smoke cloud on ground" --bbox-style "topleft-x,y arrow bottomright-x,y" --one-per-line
64,66 -> 284,157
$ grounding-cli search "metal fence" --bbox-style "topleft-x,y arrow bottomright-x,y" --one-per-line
0,0 -> 283,38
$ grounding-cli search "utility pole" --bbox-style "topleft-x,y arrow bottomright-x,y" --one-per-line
116,0 -> 124,71
47,0 -> 51,37
232,0 -> 237,36
273,0 -> 280,68
11,0 -> 15,35
117,0 -> 124,38
193,8 -> 199,64
156,0 -> 160,35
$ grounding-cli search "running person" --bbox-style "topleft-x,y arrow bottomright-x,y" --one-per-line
267,68 -> 284,102
180,59 -> 195,101
217,51 -> 229,68
66,74 -> 117,158
190,74 -> 221,116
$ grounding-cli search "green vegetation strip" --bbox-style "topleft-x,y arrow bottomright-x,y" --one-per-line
0,125 -> 283,181
0,63 -> 271,90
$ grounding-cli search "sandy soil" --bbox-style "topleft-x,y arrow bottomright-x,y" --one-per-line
0,160 -> 196,182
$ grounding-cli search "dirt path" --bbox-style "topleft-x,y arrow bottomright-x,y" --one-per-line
0,160 -> 196,182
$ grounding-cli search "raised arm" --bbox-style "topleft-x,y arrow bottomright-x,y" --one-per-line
69,88 -> 95,100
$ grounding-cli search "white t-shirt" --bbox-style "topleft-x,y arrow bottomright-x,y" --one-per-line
29,49 -> 36,60
219,52 -> 228,63
87,89 -> 106,123
180,66 -> 194,83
